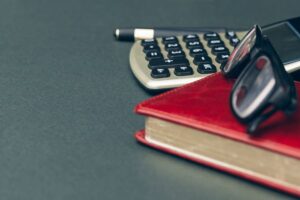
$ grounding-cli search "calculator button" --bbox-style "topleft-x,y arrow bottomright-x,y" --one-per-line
216,53 -> 230,64
141,39 -> 157,46
146,51 -> 163,60
207,39 -> 224,47
183,34 -> 199,42
230,37 -> 240,47
148,58 -> 189,69
165,42 -> 181,51
226,31 -> 236,39
189,47 -> 207,57
211,46 -> 229,55
143,44 -> 160,53
193,55 -> 212,65
162,36 -> 178,44
168,49 -> 185,59
186,40 -> 203,49
151,68 -> 170,78
197,63 -> 217,74
174,65 -> 194,76
204,32 -> 220,41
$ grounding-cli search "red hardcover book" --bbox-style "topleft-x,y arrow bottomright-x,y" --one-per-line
134,72 -> 300,197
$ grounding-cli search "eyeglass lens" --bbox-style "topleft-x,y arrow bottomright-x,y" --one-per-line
232,56 -> 276,118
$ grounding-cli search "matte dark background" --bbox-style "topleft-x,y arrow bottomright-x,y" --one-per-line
0,0 -> 299,199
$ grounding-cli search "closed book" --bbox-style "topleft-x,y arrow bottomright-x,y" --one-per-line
134,72 -> 300,197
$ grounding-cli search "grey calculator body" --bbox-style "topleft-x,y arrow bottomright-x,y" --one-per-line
129,17 -> 300,90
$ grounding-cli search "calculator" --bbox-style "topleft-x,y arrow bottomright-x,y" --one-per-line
129,17 -> 300,90
129,30 -> 247,90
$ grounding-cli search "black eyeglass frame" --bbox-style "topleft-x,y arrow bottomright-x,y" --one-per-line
222,25 -> 297,134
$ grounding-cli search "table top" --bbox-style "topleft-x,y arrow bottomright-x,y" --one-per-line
0,0 -> 299,199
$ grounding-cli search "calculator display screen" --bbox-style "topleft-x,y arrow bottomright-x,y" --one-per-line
262,22 -> 300,64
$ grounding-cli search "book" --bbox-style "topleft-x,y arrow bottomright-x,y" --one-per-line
134,72 -> 300,197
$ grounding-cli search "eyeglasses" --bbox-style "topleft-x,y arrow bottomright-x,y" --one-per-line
221,25 -> 297,135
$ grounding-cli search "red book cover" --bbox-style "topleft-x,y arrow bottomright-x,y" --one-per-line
134,72 -> 300,196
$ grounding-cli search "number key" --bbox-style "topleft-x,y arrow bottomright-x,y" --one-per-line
174,65 -> 194,76
207,39 -> 224,47
143,44 -> 160,53
165,42 -> 181,51
226,31 -> 236,39
151,68 -> 170,78
141,39 -> 157,46
186,40 -> 203,49
162,36 -> 178,44
146,51 -> 163,60
197,63 -> 217,74
193,55 -> 211,65
211,46 -> 229,55
216,53 -> 230,64
204,32 -> 220,41
183,34 -> 199,42
168,49 -> 185,59
189,47 -> 207,57
230,37 -> 240,47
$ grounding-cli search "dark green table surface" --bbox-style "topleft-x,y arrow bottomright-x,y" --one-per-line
0,0 -> 299,199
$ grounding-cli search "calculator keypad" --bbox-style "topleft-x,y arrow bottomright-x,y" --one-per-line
138,31 -> 243,82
